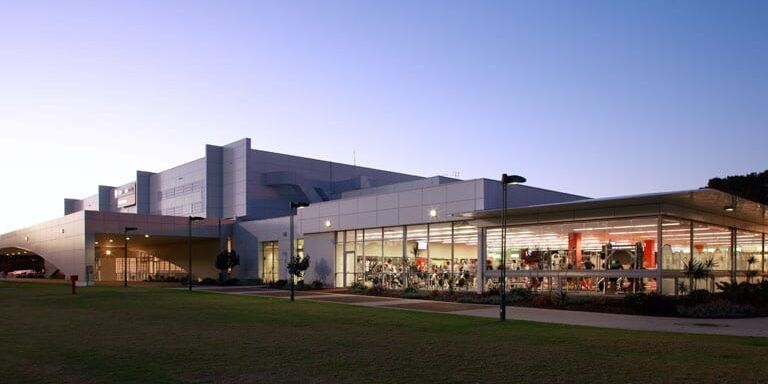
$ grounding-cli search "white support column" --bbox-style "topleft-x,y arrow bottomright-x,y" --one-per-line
476,229 -> 485,294
656,215 -> 663,294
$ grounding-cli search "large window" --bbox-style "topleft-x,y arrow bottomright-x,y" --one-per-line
736,230 -> 762,280
489,217 -> 660,272
383,227 -> 404,288
406,225 -> 428,287
693,222 -> 731,272
333,223 -> 479,289
662,218 -> 691,271
427,223 -> 452,289
453,222 -> 478,290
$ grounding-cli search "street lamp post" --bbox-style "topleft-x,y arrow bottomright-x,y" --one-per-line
500,173 -> 526,321
123,226 -> 138,288
188,216 -> 205,291
289,201 -> 309,301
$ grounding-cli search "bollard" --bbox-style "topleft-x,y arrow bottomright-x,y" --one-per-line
70,275 -> 78,295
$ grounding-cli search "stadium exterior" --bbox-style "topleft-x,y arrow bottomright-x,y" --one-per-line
1,138 -> 765,294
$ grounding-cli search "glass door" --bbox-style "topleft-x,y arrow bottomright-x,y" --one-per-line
344,251 -> 356,287
261,241 -> 279,283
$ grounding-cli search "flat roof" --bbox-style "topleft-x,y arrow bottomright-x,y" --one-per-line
457,188 -> 768,230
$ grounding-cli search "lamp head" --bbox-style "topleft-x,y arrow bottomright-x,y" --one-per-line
502,174 -> 527,184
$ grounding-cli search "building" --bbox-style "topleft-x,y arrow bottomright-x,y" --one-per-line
1,138 -> 766,295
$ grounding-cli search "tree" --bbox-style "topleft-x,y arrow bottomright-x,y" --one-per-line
287,254 -> 310,301
707,170 -> 768,205
215,250 -> 239,282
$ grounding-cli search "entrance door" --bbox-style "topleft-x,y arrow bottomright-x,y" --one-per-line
261,241 -> 279,283
344,251 -> 356,287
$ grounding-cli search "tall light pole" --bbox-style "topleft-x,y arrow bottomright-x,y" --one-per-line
500,174 -> 526,321
289,201 -> 309,301
188,216 -> 204,291
123,226 -> 138,288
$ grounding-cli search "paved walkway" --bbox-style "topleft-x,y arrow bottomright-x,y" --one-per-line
196,286 -> 768,338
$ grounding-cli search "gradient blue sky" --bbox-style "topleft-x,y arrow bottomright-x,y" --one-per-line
1,1 -> 766,233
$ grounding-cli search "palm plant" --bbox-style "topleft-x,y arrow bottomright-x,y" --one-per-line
683,257 -> 716,291
746,255 -> 758,283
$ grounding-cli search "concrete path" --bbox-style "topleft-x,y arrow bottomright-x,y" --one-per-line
196,287 -> 768,338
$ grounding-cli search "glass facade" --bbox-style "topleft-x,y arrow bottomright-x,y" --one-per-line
736,230 -> 762,282
335,222 -> 479,290
333,215 -> 765,294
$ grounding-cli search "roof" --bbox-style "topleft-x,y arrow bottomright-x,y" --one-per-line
457,188 -> 768,230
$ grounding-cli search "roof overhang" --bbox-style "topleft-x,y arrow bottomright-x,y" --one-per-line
456,188 -> 768,233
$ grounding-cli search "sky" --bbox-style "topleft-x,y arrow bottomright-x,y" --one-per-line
1,1 -> 767,233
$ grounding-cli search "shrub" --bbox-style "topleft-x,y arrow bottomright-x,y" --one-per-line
686,289 -> 712,305
403,285 -> 418,295
350,281 -> 367,293
274,279 -> 288,289
238,278 -> 264,286
402,290 -> 430,300
716,281 -> 768,305
310,280 -> 324,289
509,288 -> 532,300
224,278 -> 240,286
623,293 -> 676,315
456,293 -> 499,305
200,277 -> 218,286
677,299 -> 761,318
368,284 -> 386,296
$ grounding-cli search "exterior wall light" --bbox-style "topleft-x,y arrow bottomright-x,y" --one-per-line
60,228 -> 65,234
144,234 -> 150,238
109,239 -> 114,243
429,209 -> 438,218
724,206 -> 735,212
105,250 -> 112,255
324,219 -> 332,228
24,236 -> 29,241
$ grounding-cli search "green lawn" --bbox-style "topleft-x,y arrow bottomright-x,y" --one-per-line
1,282 -> 767,384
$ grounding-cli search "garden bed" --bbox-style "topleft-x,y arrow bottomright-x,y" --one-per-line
342,281 -> 768,318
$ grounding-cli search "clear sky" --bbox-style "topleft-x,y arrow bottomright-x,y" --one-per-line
1,1 -> 766,233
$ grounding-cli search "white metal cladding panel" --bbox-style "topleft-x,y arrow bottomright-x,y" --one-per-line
302,232 -> 335,286
446,181 -> 477,202
398,207 -> 422,224
337,214 -> 356,229
357,196 -> 377,213
377,209 -> 398,227
339,199 -> 357,215
398,189 -> 422,207
376,193 -> 398,210
357,211 -> 377,228
319,201 -> 341,217
0,212 -> 87,278
446,200 -> 476,215
422,186 -> 446,205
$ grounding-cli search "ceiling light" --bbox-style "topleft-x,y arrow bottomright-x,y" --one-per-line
429,209 -> 438,218
324,219 -> 332,228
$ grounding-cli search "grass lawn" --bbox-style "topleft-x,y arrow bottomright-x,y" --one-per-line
1,281 -> 767,384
